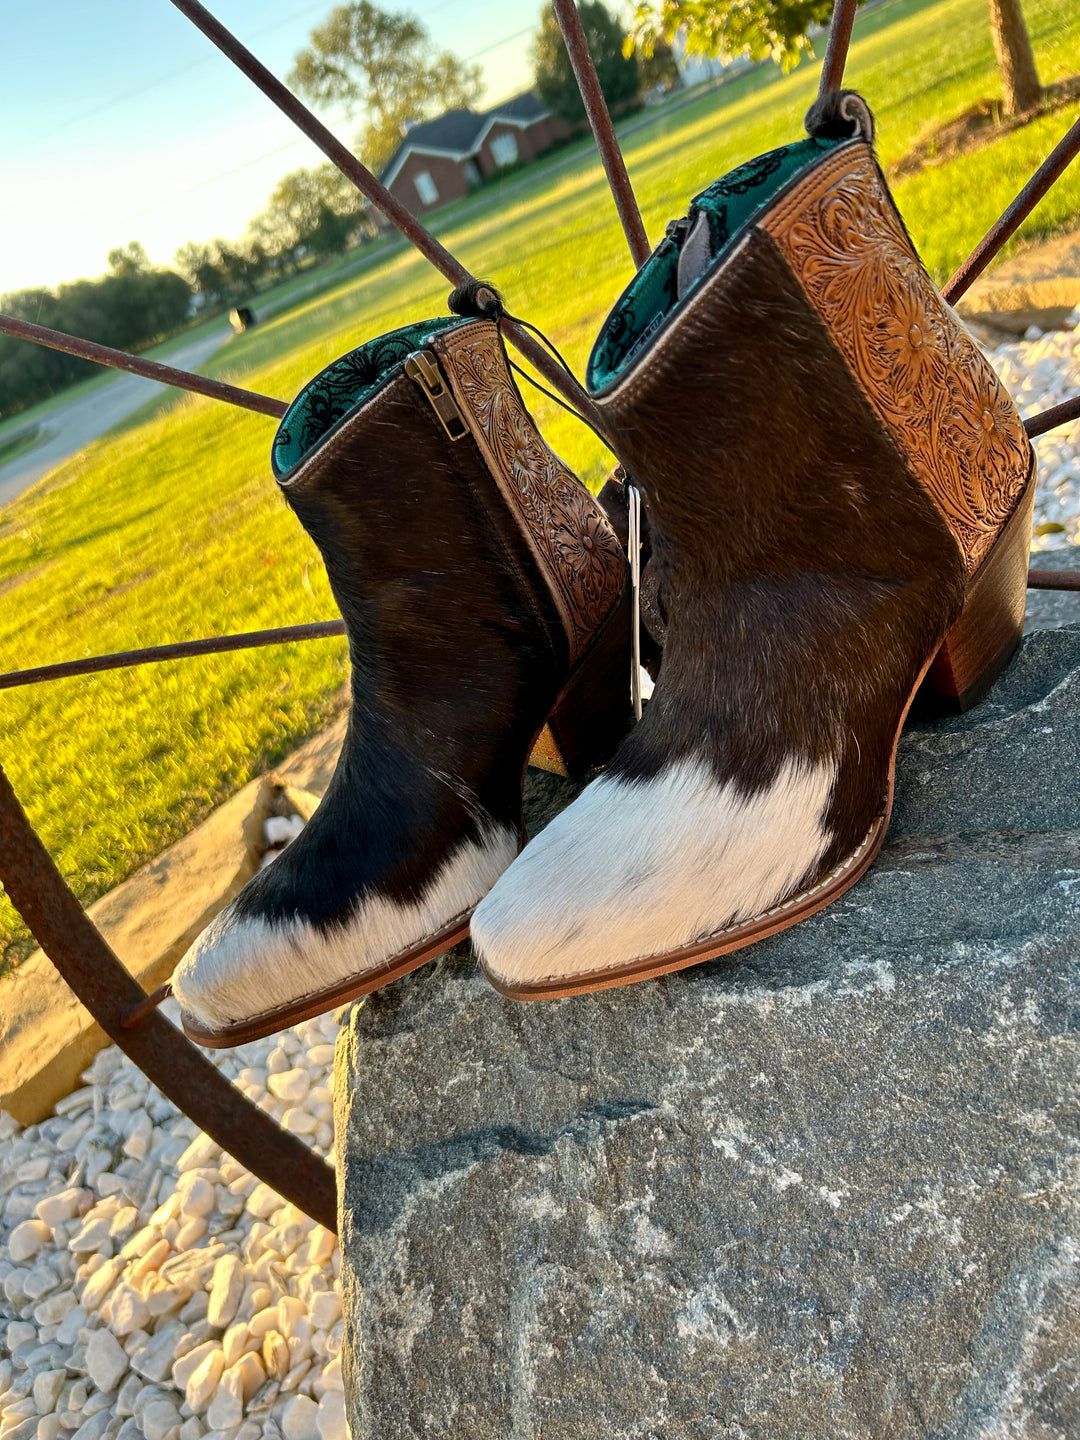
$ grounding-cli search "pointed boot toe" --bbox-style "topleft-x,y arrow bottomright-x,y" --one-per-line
475,93 -> 1035,998
175,819 -> 514,1041
175,313 -> 628,1044
472,754 -> 846,996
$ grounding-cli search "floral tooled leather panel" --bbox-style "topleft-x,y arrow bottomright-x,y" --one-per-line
432,323 -> 626,664
761,143 -> 1033,572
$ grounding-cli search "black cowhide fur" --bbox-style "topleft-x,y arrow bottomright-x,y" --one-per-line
230,353 -> 568,934
592,227 -> 968,877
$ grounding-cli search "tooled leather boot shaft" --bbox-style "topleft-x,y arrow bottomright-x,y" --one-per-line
757,141 -> 1033,574
428,321 -> 627,668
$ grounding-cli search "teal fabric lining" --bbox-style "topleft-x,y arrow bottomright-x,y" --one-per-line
272,315 -> 469,478
587,136 -> 842,392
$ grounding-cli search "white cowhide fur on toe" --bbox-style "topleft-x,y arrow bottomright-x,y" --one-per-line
174,825 -> 517,1032
471,757 -> 837,991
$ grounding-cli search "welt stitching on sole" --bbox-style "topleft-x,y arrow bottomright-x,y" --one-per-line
183,906 -> 475,1033
521,818 -> 881,988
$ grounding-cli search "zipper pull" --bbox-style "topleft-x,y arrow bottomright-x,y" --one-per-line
404,351 -> 468,441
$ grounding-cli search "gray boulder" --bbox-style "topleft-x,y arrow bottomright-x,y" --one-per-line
336,623 -> 1080,1440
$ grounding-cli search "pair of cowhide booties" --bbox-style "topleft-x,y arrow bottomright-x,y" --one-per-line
173,91 -> 1034,1044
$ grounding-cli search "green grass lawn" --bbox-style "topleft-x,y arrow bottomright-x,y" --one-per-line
2,0 -> 1078,970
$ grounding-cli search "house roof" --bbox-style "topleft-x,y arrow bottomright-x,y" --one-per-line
488,90 -> 548,124
380,90 -> 552,186
393,107 -> 487,157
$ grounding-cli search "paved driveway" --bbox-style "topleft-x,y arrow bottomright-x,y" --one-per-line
0,325 -> 234,507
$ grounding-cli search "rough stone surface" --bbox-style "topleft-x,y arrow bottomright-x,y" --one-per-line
337,625 -> 1080,1439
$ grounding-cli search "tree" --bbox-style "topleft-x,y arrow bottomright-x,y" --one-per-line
290,3 -> 482,172
533,2 -> 640,125
986,0 -> 1041,115
243,164 -> 373,279
256,164 -> 371,258
175,241 -> 232,304
627,0 -> 836,74
107,241 -> 152,277
638,38 -> 681,93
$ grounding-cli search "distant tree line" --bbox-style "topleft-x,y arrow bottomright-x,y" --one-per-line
0,244 -> 192,419
175,163 -> 376,308
0,166 -> 376,420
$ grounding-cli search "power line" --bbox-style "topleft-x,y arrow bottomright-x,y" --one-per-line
119,139 -> 316,224
32,2 -> 333,143
462,24 -> 535,61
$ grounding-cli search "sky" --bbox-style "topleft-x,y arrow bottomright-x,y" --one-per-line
0,0 -> 551,294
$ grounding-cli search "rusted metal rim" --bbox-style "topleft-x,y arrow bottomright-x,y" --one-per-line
0,763 -> 338,1232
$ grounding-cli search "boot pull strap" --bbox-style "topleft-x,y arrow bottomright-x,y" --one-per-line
447,279 -> 505,321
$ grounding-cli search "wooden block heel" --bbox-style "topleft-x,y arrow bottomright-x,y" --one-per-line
922,470 -> 1037,714
531,576 -> 632,779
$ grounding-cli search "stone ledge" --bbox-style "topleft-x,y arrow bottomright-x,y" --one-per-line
336,625 -> 1080,1439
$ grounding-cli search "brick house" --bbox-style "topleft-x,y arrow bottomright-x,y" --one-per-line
379,91 -> 572,221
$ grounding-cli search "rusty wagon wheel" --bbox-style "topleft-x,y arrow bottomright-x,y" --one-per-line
1,0 -> 1079,1230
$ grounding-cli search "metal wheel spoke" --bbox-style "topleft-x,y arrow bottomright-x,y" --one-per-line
552,0 -> 650,267
1028,569 -> 1080,591
1025,393 -> 1080,438
943,114 -> 1080,304
0,313 -> 287,418
819,0 -> 859,97
168,0 -> 598,423
0,622 -> 347,691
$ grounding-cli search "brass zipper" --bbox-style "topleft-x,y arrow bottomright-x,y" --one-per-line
404,351 -> 468,441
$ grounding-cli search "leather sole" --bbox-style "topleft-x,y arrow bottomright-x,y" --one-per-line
180,913 -> 472,1048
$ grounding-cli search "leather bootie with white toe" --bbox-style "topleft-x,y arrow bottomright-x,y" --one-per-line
173,305 -> 628,1044
471,92 -> 1035,999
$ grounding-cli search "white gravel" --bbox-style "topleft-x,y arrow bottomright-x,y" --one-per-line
0,1001 -> 347,1440
987,315 -> 1080,549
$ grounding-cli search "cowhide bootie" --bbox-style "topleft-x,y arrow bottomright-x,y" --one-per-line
173,308 -> 628,1044
471,92 -> 1035,999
